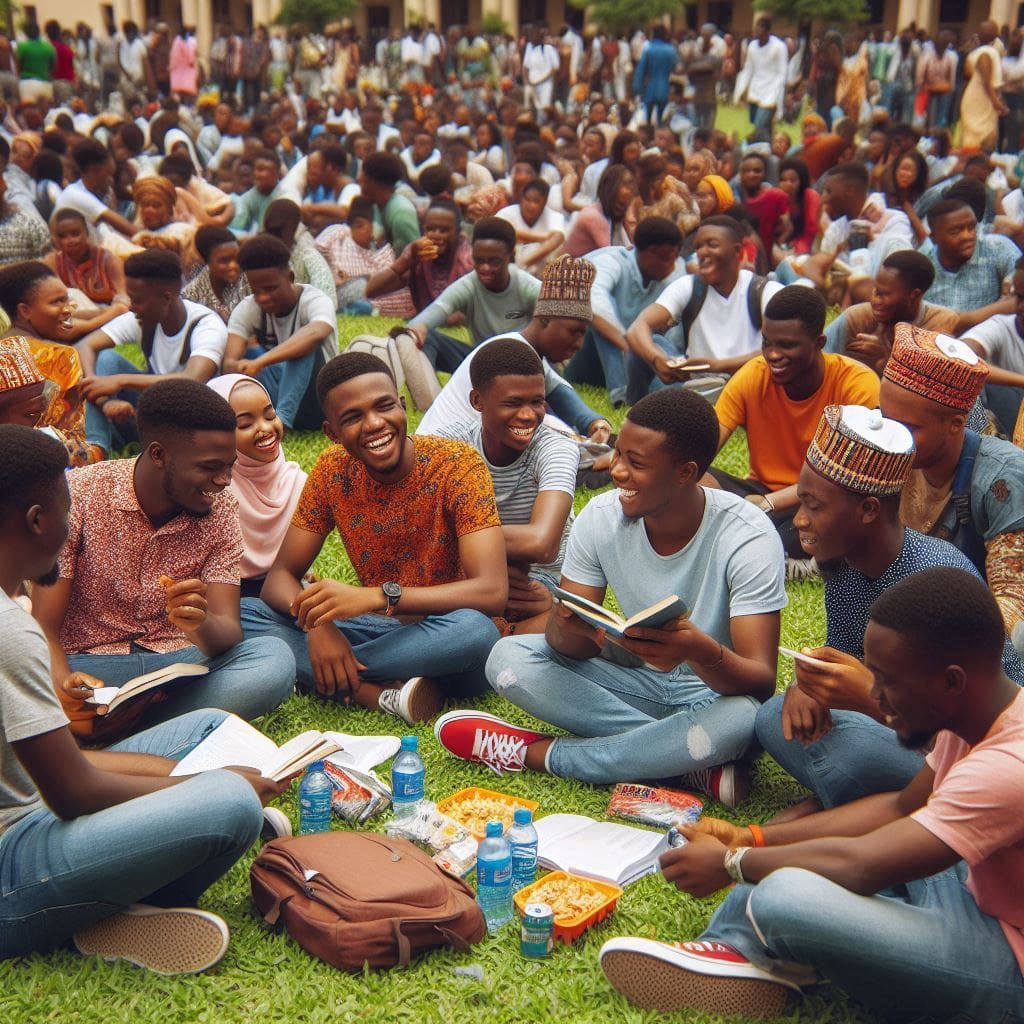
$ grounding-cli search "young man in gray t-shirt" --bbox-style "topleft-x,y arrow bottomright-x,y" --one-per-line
434,389 -> 786,808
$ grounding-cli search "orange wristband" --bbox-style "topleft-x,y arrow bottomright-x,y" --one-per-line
747,823 -> 765,848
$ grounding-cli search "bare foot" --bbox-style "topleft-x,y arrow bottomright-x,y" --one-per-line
767,796 -> 822,825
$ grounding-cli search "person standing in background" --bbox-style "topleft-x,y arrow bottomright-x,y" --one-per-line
733,17 -> 789,142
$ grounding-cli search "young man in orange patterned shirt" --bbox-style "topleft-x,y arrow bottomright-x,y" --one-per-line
241,351 -> 508,725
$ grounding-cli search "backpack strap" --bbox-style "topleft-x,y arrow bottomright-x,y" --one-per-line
140,321 -> 158,367
746,275 -> 768,332
678,277 -> 708,350
936,429 -> 987,573
177,313 -> 214,367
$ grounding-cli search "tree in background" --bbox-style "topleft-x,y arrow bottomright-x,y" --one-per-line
755,0 -> 870,27
567,0 -> 684,36
274,0 -> 358,35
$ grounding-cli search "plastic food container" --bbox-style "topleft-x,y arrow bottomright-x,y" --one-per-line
513,871 -> 622,945
436,787 -> 540,840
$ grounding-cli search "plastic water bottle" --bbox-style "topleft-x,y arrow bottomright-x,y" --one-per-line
298,761 -> 332,834
391,735 -> 425,819
507,807 -> 539,894
476,820 -> 513,932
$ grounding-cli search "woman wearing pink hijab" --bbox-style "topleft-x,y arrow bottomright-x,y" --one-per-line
207,374 -> 307,597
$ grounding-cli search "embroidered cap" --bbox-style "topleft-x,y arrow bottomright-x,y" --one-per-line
883,322 -> 989,413
533,254 -> 595,322
0,336 -> 46,394
806,404 -> 915,497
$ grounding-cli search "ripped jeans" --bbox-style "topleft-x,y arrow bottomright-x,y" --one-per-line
484,635 -> 760,784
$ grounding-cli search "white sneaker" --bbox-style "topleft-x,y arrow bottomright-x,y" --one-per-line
73,904 -> 230,976
261,806 -> 292,841
377,676 -> 444,725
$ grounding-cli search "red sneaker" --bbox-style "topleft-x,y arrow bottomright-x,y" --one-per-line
433,711 -> 547,776
681,761 -> 752,809
600,937 -> 800,1017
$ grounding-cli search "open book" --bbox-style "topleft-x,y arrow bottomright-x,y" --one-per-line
170,714 -> 402,783
535,813 -> 672,887
540,581 -> 688,639
88,663 -> 210,714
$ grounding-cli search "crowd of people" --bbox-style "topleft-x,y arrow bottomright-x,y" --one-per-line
1,10 -> 1024,1023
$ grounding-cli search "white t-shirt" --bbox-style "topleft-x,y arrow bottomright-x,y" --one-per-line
964,313 -> 1024,375
102,300 -> 227,375
1002,189 -> 1024,223
523,43 -> 560,85
227,284 -> 338,365
654,271 -> 783,362
497,203 -> 567,269
55,180 -> 108,224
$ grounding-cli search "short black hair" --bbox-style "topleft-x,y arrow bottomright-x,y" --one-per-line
826,162 -> 870,191
347,197 -> 374,225
882,249 -> 935,293
262,197 -> 301,236
419,163 -> 453,197
123,249 -> 183,284
238,234 -> 292,271
740,151 -> 767,172
927,197 -> 972,231
362,151 -> 406,188
472,216 -> 516,251
51,207 -> 88,229
158,153 -> 195,183
696,215 -> 743,244
318,142 -> 348,172
869,567 -> 1006,669
252,147 -> 280,167
764,285 -> 826,337
0,424 -> 68,518
522,177 -> 550,199
71,139 -> 112,174
137,379 -> 236,446
942,177 -> 986,223
317,351 -> 396,409
634,216 -> 683,251
626,389 -> 720,475
32,149 -> 63,185
469,337 -> 544,391
425,198 -> 460,227
194,225 -> 237,263
113,121 -> 145,155
0,261 -> 58,319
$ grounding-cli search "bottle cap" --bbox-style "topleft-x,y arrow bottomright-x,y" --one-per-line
513,807 -> 533,825
401,735 -> 418,751
485,820 -> 504,837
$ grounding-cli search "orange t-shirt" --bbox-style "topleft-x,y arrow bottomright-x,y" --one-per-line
716,353 -> 881,491
292,435 -> 500,587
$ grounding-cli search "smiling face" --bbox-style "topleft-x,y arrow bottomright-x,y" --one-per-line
138,192 -> 173,231
870,266 -> 917,325
126,276 -> 173,327
321,370 -> 411,483
761,316 -> 823,388
609,418 -> 692,520
228,380 -> 283,463
931,207 -> 977,267
695,178 -> 719,219
778,167 -> 800,199
792,461 -> 868,563
472,238 -> 513,291
21,275 -> 75,340
208,241 -> 241,288
520,186 -> 547,226
693,224 -> 740,287
423,207 -> 457,258
739,156 -> 765,196
244,265 -> 300,317
0,379 -> 49,426
253,157 -> 280,195
470,372 -> 547,465
894,154 -> 919,192
155,429 -> 237,516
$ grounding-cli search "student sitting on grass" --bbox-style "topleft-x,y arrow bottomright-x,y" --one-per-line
225,234 -> 339,431
433,338 -> 579,634
181,225 -> 251,324
601,568 -> 1024,1023
416,254 -> 613,448
0,425 -> 291,975
496,177 -> 566,277
228,148 -> 282,235
434,388 -> 786,809
706,286 -> 879,573
241,352 -> 507,726
753,404 -> 1024,819
77,250 -> 227,460
30,380 -> 296,745
207,374 -> 307,600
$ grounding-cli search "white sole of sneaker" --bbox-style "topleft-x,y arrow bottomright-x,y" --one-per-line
262,806 -> 292,840
73,904 -> 230,976
400,676 -> 444,724
600,939 -> 792,1018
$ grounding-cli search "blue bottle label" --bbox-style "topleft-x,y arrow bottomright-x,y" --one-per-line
478,858 -> 511,886
392,771 -> 424,801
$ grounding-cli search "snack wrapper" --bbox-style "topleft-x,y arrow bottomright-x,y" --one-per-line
606,783 -> 703,828
323,760 -> 391,824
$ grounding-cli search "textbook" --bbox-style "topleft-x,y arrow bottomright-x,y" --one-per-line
540,580 -> 688,638
534,813 -> 673,887
87,663 -> 210,714
170,714 -> 402,783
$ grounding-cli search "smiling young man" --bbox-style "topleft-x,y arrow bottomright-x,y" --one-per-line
625,216 -> 782,404
228,148 -> 282,235
708,286 -> 879,569
601,568 -> 1024,1022
29,379 -> 295,744
240,351 -> 506,725
76,250 -> 227,459
225,234 -> 338,431
434,388 -> 786,808
433,337 -> 578,634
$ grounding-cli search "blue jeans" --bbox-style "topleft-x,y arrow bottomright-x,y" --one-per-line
423,328 -> 473,374
486,635 -> 759,784
0,709 -> 264,959
67,637 -> 296,728
626,332 -> 681,405
703,863 -> 1024,1022
84,350 -> 144,452
984,383 -> 1024,437
246,344 -> 323,431
928,91 -> 954,129
748,103 -> 774,142
565,326 -> 628,406
240,597 -> 499,699
755,694 -> 923,808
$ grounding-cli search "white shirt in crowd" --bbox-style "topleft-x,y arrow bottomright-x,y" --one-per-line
102,301 -> 227,376
733,33 -> 789,112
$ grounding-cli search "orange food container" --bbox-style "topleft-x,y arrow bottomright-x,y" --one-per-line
436,787 -> 540,840
513,871 -> 623,945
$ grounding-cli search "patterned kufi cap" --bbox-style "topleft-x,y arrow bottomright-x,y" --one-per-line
0,336 -> 45,394
534,254 -> 595,322
806,405 -> 915,497
883,322 -> 988,413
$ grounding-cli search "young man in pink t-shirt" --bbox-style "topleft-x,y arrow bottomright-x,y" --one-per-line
600,566 -> 1024,1021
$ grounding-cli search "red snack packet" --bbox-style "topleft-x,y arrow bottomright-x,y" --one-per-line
607,783 -> 703,828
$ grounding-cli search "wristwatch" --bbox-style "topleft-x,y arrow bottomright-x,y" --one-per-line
382,581 -> 402,617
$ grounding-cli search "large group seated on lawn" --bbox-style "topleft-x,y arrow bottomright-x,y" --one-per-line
3,13 -> 1024,1022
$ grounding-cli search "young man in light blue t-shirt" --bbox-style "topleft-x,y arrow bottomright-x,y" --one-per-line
434,388 -> 786,807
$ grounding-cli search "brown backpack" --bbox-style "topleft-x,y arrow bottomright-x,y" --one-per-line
250,832 -> 486,970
